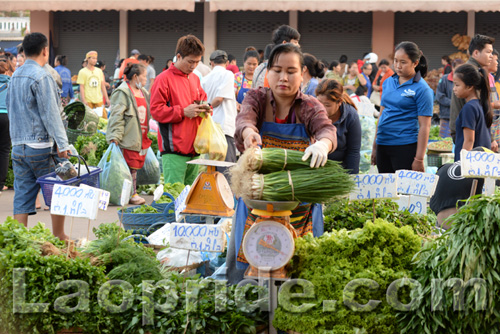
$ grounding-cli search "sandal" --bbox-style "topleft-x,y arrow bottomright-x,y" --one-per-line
129,195 -> 146,205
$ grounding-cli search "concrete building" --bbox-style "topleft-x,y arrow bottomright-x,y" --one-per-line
4,1 -> 500,75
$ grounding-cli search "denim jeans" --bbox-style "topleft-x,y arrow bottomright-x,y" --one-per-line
11,145 -> 55,215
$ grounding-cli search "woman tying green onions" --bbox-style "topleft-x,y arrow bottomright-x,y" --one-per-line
227,44 -> 337,283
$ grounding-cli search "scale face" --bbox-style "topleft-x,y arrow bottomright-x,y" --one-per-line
243,220 -> 295,271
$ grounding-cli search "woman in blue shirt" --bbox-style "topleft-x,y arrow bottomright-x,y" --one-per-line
54,55 -> 74,106
0,61 -> 10,192
453,64 -> 492,161
302,53 -> 325,97
371,41 -> 434,173
316,78 -> 361,173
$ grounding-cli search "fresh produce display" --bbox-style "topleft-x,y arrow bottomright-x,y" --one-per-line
323,198 -> 434,237
399,194 -> 500,333
73,131 -> 109,166
427,137 -> 453,152
273,219 -> 422,333
0,218 -> 109,334
130,205 -> 159,214
163,182 -> 185,199
148,131 -> 159,154
98,118 -> 108,132
0,219 -> 267,334
425,69 -> 440,93
449,51 -> 469,62
428,125 -> 440,140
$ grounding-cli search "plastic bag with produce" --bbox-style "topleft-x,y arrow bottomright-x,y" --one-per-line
136,147 -> 161,185
98,143 -> 133,205
193,113 -> 228,161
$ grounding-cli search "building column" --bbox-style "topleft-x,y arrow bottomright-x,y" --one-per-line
30,11 -> 51,39
467,11 -> 475,37
119,10 -> 128,60
204,1 -> 217,65
289,11 -> 298,30
372,11 -> 395,62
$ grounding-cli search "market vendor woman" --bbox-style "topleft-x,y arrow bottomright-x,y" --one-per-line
227,44 -> 337,284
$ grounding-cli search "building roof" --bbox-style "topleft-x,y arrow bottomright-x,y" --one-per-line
209,0 -> 500,12
3,0 -> 195,12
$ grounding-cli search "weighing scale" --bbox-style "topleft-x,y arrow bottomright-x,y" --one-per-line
242,199 -> 299,334
242,199 -> 299,279
182,159 -> 236,219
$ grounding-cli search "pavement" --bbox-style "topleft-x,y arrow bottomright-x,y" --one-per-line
0,189 -> 154,241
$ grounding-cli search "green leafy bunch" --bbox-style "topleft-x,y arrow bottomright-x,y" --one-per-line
398,194 -> 500,334
73,132 -> 109,166
0,217 -> 110,334
273,219 -> 422,334
323,198 -> 434,236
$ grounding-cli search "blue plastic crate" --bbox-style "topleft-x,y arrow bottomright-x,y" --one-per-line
118,203 -> 175,231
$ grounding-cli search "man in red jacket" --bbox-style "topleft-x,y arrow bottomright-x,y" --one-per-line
150,35 -> 208,185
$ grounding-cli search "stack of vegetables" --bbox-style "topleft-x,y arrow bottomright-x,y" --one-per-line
0,219 -> 267,334
273,219 -> 422,333
230,147 -> 354,203
399,194 -> 500,333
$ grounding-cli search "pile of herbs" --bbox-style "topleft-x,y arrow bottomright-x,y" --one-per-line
273,219 -> 422,334
323,198 -> 435,236
398,194 -> 500,333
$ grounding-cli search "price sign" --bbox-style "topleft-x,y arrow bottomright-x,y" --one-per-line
349,173 -> 398,200
460,149 -> 500,178
50,184 -> 100,219
396,170 -> 439,197
175,185 -> 191,222
120,179 -> 132,207
80,184 -> 110,211
169,223 -> 223,252
397,194 -> 427,215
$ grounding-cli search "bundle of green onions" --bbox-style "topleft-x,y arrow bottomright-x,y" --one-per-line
238,147 -> 342,173
243,164 -> 354,203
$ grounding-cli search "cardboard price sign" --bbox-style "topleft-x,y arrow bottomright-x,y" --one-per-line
349,173 -> 398,200
169,223 -> 223,252
50,184 -> 100,219
460,149 -> 500,178
396,170 -> 439,198
396,194 -> 427,215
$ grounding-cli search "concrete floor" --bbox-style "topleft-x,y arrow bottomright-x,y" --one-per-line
0,189 -> 154,241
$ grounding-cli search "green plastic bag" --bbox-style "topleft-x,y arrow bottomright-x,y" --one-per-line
98,143 -> 133,205
136,147 -> 161,185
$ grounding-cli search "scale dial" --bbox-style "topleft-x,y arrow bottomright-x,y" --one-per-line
242,220 -> 295,271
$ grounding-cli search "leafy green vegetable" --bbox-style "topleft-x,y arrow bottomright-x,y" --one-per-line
323,198 -> 434,236
131,205 -> 158,214
429,125 -> 441,140
73,132 -> 109,166
399,194 -> 500,334
273,219 -> 422,334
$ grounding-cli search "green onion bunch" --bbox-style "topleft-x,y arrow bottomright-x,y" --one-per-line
248,164 -> 354,203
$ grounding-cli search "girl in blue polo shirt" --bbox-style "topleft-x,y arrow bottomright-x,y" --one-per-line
371,41 -> 434,173
453,64 -> 492,161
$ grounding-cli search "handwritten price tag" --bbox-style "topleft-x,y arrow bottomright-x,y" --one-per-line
50,184 -> 100,219
397,194 -> 427,215
175,185 -> 191,222
396,170 -> 439,198
80,184 -> 110,211
169,223 -> 223,252
460,149 -> 500,178
349,173 -> 398,200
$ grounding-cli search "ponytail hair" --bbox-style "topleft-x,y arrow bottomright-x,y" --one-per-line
123,63 -> 146,81
315,78 -> 357,110
395,41 -> 428,78
454,64 -> 492,127
303,53 -> 326,78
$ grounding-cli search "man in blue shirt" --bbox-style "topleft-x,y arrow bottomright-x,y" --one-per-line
6,33 -> 71,240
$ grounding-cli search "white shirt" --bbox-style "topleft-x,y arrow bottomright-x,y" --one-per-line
201,66 -> 237,137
